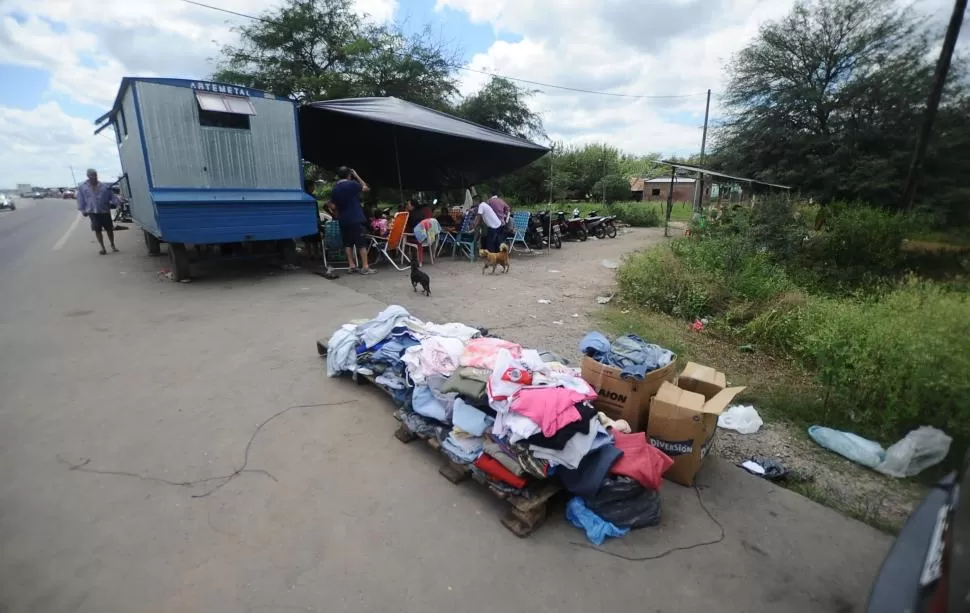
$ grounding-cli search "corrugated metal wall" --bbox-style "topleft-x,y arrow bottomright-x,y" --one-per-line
138,82 -> 208,188
137,81 -> 300,190
249,96 -> 302,189
120,85 -> 156,233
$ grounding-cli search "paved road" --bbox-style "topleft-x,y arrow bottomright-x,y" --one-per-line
0,211 -> 893,613
0,198 -> 79,275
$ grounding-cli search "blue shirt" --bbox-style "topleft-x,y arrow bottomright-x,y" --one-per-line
77,181 -> 118,214
331,180 -> 365,224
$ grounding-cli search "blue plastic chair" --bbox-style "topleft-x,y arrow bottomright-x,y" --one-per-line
506,211 -> 531,253
453,211 -> 479,261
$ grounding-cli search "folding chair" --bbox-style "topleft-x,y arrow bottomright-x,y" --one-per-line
506,211 -> 532,253
404,218 -> 441,266
452,211 -> 479,261
321,221 -> 358,270
368,211 -> 410,270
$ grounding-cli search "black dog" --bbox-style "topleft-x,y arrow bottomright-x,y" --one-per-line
410,257 -> 431,296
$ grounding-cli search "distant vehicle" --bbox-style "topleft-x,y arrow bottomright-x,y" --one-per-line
30,191 -> 43,199
0,194 -> 15,210
62,190 -> 76,199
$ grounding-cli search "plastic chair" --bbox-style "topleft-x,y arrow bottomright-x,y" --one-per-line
368,212 -> 410,270
506,211 -> 531,253
322,221 -> 358,270
404,217 -> 441,266
452,211 -> 479,261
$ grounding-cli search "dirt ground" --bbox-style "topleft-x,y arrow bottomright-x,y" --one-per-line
330,225 -> 923,531
330,227 -> 662,364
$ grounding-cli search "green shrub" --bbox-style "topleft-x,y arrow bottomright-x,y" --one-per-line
612,203 -> 661,227
591,175 -> 633,203
616,247 -> 727,318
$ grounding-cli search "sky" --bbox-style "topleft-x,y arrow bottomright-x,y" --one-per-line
0,0 -> 958,188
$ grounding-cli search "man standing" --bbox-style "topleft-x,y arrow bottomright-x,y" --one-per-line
472,196 -> 503,253
326,166 -> 374,275
77,168 -> 119,255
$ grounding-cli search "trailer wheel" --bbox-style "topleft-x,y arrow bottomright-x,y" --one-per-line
144,230 -> 161,256
278,239 -> 298,266
169,242 -> 190,282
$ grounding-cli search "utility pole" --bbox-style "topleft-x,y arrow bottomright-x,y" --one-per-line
900,0 -> 967,211
602,157 -> 607,206
69,166 -> 79,187
548,146 -> 554,204
694,88 -> 712,216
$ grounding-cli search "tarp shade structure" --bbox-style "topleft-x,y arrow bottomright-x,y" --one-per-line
299,97 -> 549,190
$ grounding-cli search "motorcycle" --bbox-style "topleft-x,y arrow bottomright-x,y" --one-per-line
531,211 -> 562,249
555,209 -> 588,241
585,210 -> 618,239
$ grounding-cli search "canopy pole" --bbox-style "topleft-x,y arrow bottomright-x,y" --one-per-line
664,166 -> 676,238
393,129 -> 404,205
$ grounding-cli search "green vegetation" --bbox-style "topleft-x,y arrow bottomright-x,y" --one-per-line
516,201 -> 662,228
616,201 -> 970,454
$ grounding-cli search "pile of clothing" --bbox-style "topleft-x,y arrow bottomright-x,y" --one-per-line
326,306 -> 674,542
578,331 -> 674,380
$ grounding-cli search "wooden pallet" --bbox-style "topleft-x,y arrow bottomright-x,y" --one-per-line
318,339 -> 561,537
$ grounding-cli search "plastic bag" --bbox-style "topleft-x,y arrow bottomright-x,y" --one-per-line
718,405 -> 764,434
808,426 -> 884,469
566,497 -> 629,545
808,425 -> 952,478
876,427 -> 952,478
584,476 -> 662,529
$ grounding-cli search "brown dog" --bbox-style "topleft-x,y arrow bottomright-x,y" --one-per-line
480,243 -> 510,274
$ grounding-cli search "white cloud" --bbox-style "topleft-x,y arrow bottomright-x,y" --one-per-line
0,102 -> 122,187
443,0 -> 797,156
0,0 -> 397,186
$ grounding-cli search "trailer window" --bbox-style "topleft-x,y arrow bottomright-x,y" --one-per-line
118,107 -> 128,138
196,92 -> 256,130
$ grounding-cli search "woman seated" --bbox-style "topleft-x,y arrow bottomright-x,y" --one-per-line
405,198 -> 433,233
435,205 -> 457,231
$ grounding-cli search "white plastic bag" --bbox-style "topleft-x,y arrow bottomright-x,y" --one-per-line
717,405 -> 764,434
876,427 -> 952,478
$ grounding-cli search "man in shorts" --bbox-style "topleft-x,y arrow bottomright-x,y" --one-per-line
326,166 -> 374,274
76,168 -> 119,255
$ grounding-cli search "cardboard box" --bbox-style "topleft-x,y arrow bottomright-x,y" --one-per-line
647,381 -> 746,486
581,355 -> 677,432
677,362 -> 727,400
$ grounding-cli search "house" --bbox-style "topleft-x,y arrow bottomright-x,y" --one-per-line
629,176 -> 705,202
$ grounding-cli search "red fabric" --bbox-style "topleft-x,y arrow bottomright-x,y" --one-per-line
609,431 -> 674,490
474,454 -> 528,489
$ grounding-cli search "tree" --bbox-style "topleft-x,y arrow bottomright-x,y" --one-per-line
714,0 -> 970,220
591,175 -> 632,204
213,0 -> 459,106
456,77 -> 545,140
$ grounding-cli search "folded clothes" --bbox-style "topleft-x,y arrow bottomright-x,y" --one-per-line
460,337 -> 522,370
402,336 -> 465,385
440,371 -> 487,402
452,398 -> 492,437
610,431 -> 674,490
486,434 -> 550,479
442,427 -> 483,464
357,305 -> 411,349
482,438 -> 527,477
412,385 -> 451,423
524,402 -> 597,450
510,387 -> 596,437
407,320 -> 481,342
400,411 -> 448,441
474,454 -> 527,489
531,418 -> 612,470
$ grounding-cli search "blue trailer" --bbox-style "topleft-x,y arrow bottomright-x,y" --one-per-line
94,77 -> 317,280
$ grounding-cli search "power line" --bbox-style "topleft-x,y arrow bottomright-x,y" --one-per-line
180,0 -> 709,101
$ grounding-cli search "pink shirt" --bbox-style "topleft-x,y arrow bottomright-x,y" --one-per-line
509,387 -> 593,437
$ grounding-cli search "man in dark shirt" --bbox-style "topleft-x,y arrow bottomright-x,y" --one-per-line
327,166 -> 374,274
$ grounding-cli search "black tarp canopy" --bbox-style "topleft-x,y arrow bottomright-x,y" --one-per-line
299,97 -> 549,190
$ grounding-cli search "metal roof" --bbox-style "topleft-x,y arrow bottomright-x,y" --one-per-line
660,160 -> 790,190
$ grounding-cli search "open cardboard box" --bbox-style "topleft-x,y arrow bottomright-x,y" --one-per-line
647,381 -> 746,486
581,356 -> 677,432
677,361 -> 727,400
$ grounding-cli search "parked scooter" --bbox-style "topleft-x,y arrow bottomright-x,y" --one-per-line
556,209 -> 588,241
534,211 -> 562,249
585,210 -> 618,239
